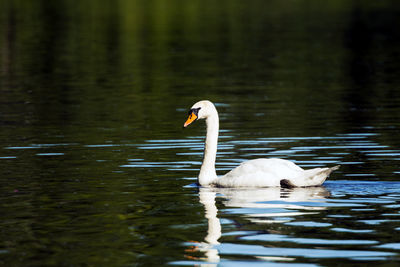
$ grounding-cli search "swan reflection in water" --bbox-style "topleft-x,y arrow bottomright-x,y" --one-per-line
186,186 -> 330,265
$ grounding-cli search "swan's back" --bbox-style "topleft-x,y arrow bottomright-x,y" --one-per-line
213,158 -> 338,188
215,158 -> 303,187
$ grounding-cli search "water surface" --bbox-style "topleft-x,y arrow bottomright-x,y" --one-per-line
1,0 -> 400,266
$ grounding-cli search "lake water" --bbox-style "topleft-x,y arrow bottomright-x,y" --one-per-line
1,1 -> 400,266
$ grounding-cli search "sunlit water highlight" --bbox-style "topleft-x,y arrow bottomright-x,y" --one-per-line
172,181 -> 400,266
2,130 -> 400,265
2,1 -> 400,265
120,132 -> 400,264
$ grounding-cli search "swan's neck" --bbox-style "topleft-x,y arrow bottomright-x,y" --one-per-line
199,111 -> 219,186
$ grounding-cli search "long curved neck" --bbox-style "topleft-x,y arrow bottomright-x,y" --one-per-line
199,110 -> 219,186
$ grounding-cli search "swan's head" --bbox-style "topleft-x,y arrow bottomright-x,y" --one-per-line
184,100 -> 216,128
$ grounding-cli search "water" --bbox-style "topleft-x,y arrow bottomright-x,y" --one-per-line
1,0 -> 400,266
174,181 -> 400,266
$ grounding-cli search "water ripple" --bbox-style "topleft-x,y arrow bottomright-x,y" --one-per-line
125,131 -> 400,182
217,243 -> 395,259
179,181 -> 400,264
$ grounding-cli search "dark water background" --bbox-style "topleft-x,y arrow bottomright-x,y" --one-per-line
1,0 -> 400,266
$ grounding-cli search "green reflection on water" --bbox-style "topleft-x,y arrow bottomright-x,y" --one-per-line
1,0 -> 400,266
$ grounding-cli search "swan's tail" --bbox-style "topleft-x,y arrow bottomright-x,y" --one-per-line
304,165 -> 340,187
281,165 -> 340,188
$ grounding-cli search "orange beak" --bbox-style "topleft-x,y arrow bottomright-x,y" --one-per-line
184,112 -> 198,128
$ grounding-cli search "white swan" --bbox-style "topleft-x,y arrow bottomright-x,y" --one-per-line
183,100 -> 339,187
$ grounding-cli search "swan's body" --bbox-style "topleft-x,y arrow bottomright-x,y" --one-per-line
184,100 -> 339,187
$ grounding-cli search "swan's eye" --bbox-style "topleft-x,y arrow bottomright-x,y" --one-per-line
189,107 -> 201,117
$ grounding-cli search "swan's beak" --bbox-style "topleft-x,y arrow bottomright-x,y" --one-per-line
184,113 -> 197,128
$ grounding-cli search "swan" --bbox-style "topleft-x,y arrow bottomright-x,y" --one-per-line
183,100 -> 339,188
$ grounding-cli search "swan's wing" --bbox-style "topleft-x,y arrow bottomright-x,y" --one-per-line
215,158 -> 303,187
